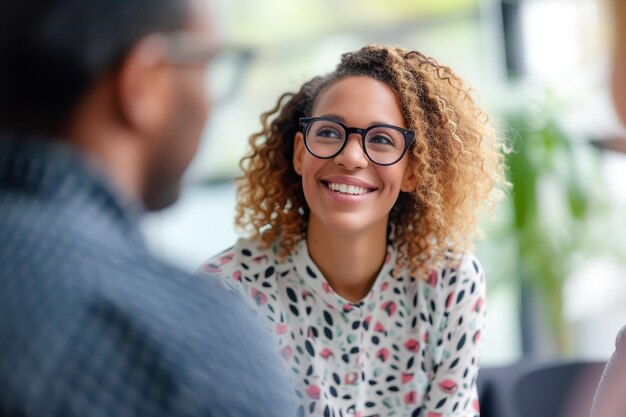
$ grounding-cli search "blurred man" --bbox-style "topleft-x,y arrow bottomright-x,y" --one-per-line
0,1 -> 291,416
591,1 -> 626,416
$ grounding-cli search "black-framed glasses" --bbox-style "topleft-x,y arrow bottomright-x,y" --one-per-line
160,31 -> 253,104
299,117 -> 415,166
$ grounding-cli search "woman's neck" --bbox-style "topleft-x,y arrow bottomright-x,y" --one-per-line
306,216 -> 389,303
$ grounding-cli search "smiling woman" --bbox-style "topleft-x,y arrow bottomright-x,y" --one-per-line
197,44 -> 508,417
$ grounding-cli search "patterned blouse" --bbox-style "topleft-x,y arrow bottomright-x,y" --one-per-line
198,238 -> 486,417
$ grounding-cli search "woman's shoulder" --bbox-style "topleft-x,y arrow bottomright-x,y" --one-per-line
418,252 -> 486,309
437,252 -> 484,288
197,237 -> 279,278
196,238 -> 282,310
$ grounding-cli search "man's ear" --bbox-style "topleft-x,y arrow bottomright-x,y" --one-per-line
114,35 -> 174,135
401,165 -> 417,192
293,131 -> 305,176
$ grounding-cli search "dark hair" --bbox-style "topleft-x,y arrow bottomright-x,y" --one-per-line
0,0 -> 189,133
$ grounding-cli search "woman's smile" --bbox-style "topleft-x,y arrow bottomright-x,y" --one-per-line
321,176 -> 378,200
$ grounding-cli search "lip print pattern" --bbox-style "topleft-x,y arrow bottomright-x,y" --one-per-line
376,347 -> 390,362
402,372 -> 414,384
345,372 -> 359,385
276,323 -> 288,334
250,288 -> 267,305
438,379 -> 458,395
307,384 -> 321,400
281,345 -> 294,361
198,237 -> 487,417
374,321 -> 386,333
404,391 -> 417,405
473,297 -> 484,313
404,338 -> 420,353
381,300 -> 397,316
320,348 -> 334,359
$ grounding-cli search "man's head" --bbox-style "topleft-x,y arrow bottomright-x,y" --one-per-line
0,0 -> 216,210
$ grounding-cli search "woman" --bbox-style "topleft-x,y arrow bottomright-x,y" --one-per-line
198,45 -> 507,417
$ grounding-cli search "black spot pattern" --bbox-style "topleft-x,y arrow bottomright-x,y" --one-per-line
199,238 -> 487,416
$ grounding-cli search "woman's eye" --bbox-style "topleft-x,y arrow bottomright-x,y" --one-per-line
368,134 -> 394,145
316,128 -> 341,138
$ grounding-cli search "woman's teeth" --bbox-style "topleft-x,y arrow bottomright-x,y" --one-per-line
327,182 -> 370,195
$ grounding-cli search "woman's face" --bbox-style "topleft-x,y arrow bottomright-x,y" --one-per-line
293,76 -> 415,238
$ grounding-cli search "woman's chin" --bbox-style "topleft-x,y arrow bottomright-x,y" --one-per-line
309,212 -> 387,239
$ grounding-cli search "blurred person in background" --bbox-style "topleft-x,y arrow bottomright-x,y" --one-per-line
591,1 -> 626,416
0,0 -> 291,416
198,45 -> 508,417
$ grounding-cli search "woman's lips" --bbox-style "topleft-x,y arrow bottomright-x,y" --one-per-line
324,181 -> 374,196
320,176 -> 378,197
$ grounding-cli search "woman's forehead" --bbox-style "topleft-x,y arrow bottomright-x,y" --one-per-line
312,76 -> 406,128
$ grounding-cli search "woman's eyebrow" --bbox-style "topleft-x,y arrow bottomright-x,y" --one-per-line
318,113 -> 346,122
317,113 -> 394,127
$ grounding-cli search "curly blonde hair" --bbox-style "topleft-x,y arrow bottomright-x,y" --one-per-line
235,44 -> 508,277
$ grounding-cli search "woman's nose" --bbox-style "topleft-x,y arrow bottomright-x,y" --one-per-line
334,134 -> 369,169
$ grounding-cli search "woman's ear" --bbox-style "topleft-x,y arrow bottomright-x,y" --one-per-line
400,166 -> 417,192
293,132 -> 305,176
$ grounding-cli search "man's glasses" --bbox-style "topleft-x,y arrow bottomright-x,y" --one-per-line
299,117 -> 415,166
161,32 -> 253,105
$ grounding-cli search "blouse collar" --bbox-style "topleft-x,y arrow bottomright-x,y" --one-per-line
290,238 -> 398,312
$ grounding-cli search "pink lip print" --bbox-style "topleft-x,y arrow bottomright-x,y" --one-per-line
252,254 -> 268,263
374,321 -> 386,333
320,348 -> 334,359
376,347 -> 389,362
474,297 -> 484,313
203,263 -> 221,273
344,372 -> 359,385
250,288 -> 267,306
473,399 -> 480,412
276,323 -> 288,334
438,379 -> 458,394
381,301 -> 397,316
404,338 -> 420,353
445,291 -> 454,309
401,372 -> 414,384
322,282 -> 334,294
219,253 -> 234,263
428,271 -> 437,287
232,270 -> 241,281
280,345 -> 293,362
307,384 -> 320,400
404,391 -> 417,405
204,253 -> 234,272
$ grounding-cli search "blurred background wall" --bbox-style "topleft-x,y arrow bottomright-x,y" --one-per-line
141,0 -> 626,367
